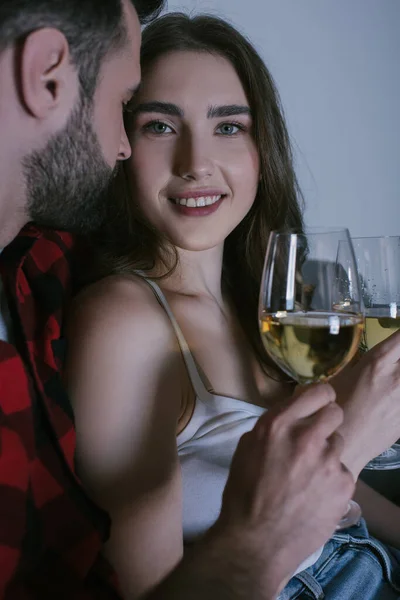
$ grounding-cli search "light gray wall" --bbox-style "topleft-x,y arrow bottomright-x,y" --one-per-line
162,0 -> 400,236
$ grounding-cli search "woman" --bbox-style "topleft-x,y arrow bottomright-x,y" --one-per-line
66,13 -> 400,599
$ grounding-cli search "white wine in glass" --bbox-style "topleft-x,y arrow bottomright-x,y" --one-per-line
259,227 -> 364,529
353,235 -> 400,470
260,312 -> 363,384
365,311 -> 400,350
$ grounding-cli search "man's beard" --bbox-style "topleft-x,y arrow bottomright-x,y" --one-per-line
23,96 -> 119,234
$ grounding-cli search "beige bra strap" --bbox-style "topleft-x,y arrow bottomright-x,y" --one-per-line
138,274 -> 211,400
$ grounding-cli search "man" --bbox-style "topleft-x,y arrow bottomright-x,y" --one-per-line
0,1 -> 355,598
0,1 -> 158,596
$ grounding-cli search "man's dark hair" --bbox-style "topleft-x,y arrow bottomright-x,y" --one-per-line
0,0 -> 166,98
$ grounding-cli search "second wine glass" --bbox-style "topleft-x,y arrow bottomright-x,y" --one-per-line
352,235 -> 400,470
259,227 -> 364,529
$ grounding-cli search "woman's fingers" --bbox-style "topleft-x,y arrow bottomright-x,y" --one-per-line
367,328 -> 400,366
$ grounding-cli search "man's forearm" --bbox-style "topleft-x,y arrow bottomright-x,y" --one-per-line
145,527 -> 282,600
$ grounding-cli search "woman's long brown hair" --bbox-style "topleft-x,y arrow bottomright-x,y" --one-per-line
97,13 -> 305,378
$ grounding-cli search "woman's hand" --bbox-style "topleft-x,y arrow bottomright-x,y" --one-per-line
332,329 -> 400,478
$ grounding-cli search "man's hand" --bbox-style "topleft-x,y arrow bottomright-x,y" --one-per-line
214,383 -> 354,598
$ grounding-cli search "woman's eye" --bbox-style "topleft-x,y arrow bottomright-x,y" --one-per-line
216,123 -> 243,136
145,121 -> 173,134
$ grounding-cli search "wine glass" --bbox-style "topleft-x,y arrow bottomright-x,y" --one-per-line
352,235 -> 400,470
259,227 -> 364,529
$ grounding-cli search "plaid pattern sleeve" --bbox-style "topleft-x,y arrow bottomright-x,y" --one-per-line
0,226 -> 122,599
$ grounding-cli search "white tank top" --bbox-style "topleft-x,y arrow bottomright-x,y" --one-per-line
142,276 -> 323,575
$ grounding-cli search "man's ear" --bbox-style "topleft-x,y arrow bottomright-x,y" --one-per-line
19,28 -> 78,119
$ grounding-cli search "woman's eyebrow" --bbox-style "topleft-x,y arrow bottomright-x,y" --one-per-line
132,102 -> 251,119
207,105 -> 251,118
133,101 -> 184,117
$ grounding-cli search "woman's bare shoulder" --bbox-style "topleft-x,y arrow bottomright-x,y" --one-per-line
72,274 -> 158,315
68,274 -> 173,346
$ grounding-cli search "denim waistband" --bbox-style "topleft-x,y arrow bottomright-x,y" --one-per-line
278,519 -> 400,600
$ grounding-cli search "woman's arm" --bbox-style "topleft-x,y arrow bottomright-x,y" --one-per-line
354,480 -> 400,549
333,329 -> 400,478
65,276 -> 186,598
332,333 -> 400,547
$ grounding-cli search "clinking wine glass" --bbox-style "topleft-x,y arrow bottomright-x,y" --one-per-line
259,227 -> 364,529
352,235 -> 400,470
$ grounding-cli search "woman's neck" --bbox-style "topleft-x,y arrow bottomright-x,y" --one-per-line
160,244 -> 225,306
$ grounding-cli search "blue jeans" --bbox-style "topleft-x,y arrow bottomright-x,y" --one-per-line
279,519 -> 400,599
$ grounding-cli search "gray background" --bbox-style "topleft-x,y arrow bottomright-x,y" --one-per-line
162,0 -> 400,236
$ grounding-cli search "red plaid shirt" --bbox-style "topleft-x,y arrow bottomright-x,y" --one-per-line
0,225 -> 121,599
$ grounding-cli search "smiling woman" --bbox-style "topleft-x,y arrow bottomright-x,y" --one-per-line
103,14 -> 305,376
65,12 -> 400,600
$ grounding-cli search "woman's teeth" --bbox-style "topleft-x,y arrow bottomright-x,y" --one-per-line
172,195 -> 222,207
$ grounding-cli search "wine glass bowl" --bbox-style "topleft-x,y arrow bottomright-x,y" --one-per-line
259,228 -> 364,385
